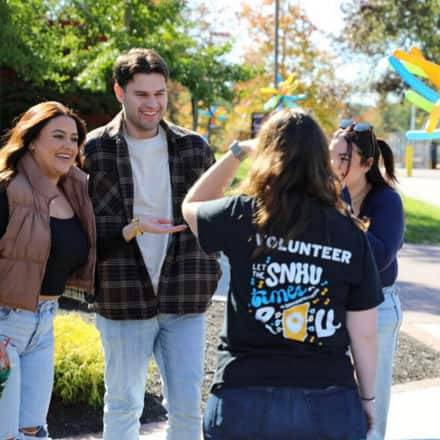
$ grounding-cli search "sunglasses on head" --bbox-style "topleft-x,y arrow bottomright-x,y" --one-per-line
341,119 -> 376,159
339,119 -> 372,132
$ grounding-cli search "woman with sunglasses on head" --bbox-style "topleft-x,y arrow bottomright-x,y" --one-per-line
0,101 -> 96,440
330,120 -> 404,440
182,108 -> 384,440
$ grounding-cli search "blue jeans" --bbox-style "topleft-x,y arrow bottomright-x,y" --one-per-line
204,386 -> 367,440
96,313 -> 205,440
0,300 -> 58,440
368,285 -> 402,440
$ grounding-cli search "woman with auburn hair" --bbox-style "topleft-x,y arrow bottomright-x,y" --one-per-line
330,121 -> 404,440
0,101 -> 96,440
182,108 -> 384,440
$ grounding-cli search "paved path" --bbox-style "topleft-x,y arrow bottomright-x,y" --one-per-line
398,244 -> 440,352
386,378 -> 440,440
397,167 -> 440,207
58,422 -> 168,439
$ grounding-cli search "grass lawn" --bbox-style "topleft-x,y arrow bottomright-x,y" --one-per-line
403,196 -> 440,245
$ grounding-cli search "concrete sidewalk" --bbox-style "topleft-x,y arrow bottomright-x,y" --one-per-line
386,378 -> 440,440
397,167 -> 440,207
57,421 -> 168,439
398,244 -> 440,352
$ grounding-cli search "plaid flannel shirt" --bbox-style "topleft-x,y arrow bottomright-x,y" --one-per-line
82,112 -> 221,320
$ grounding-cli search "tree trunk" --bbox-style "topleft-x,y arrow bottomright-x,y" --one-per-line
124,1 -> 132,31
191,96 -> 198,131
207,119 -> 212,143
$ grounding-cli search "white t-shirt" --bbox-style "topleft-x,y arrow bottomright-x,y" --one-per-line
124,126 -> 172,293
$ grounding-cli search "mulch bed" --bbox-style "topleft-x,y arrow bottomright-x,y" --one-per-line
48,394 -> 167,438
49,299 -> 440,438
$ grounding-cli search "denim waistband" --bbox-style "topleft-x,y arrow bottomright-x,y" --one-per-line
224,385 -> 354,394
36,299 -> 58,313
383,284 -> 398,295
1,299 -> 58,314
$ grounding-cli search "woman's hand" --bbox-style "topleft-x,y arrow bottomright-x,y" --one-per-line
0,338 -> 10,370
362,399 -> 376,435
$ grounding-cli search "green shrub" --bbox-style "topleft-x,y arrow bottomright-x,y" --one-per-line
53,314 -> 105,408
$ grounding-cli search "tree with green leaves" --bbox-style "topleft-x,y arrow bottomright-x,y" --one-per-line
1,0 -> 192,90
0,0 -> 252,131
340,0 -> 439,63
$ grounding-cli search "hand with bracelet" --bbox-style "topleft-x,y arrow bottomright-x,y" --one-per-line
360,395 -> 376,435
123,215 -> 187,242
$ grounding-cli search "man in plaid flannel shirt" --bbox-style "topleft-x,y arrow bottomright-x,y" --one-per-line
82,48 -> 221,440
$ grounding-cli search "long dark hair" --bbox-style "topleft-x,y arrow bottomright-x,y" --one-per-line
340,126 -> 397,188
0,101 -> 86,184
239,108 -> 354,239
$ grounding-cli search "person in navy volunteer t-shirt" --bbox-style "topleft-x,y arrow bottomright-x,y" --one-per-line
182,108 -> 383,440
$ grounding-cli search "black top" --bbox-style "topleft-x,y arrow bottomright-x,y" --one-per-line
197,195 -> 383,390
0,190 -> 89,295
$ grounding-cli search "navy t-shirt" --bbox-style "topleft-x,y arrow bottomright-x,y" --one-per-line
342,185 -> 404,287
197,195 -> 383,390
360,186 -> 404,287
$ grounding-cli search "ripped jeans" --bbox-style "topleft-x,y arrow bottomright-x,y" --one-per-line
0,300 -> 57,440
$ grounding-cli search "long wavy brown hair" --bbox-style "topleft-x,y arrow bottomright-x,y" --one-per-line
0,101 -> 86,184
239,108 -> 355,239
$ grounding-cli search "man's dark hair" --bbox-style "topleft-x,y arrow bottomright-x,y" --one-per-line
113,48 -> 169,88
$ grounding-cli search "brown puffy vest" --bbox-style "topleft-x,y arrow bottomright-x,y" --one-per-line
0,153 -> 96,311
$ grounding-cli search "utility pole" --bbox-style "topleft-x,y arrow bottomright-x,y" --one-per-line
406,104 -> 416,176
274,0 -> 280,88
410,103 -> 416,130
124,0 -> 132,31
